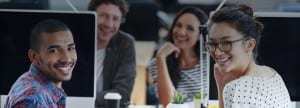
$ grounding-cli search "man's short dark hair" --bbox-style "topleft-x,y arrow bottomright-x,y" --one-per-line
88,0 -> 129,17
30,19 -> 70,52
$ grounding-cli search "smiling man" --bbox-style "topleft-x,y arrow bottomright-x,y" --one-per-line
88,0 -> 136,107
4,19 -> 77,108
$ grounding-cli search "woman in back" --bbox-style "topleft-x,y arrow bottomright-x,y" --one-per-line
148,7 -> 208,107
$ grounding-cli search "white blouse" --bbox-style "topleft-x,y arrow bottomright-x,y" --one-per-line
223,73 -> 291,108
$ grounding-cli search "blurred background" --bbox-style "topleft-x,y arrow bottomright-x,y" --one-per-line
1,0 -> 300,42
1,0 -> 300,107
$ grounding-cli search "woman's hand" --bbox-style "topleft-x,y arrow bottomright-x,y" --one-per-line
214,63 -> 237,88
214,63 -> 225,87
214,63 -> 232,108
155,42 -> 180,107
214,63 -> 240,108
156,42 -> 180,60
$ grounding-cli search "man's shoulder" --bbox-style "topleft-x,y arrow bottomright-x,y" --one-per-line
9,82 -> 41,98
116,31 -> 135,42
6,96 -> 38,108
8,72 -> 45,99
6,84 -> 40,106
5,89 -> 48,108
109,31 -> 135,49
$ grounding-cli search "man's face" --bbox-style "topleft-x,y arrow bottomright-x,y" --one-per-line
96,3 -> 123,43
32,30 -> 77,83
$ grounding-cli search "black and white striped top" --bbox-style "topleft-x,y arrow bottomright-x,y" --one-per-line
148,58 -> 209,100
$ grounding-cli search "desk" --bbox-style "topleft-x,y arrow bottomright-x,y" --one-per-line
130,66 -> 147,105
128,105 -> 157,108
0,95 -> 94,108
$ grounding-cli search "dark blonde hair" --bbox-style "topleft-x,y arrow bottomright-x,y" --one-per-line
88,0 -> 129,18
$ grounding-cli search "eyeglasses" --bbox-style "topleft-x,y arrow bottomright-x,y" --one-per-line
206,38 -> 249,52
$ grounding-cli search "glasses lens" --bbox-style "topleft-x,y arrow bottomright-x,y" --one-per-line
206,44 -> 215,52
219,42 -> 231,52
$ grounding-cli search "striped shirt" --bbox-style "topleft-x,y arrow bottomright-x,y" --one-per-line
148,58 -> 209,100
4,64 -> 66,108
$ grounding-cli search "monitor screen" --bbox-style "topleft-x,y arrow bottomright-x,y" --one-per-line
256,12 -> 300,101
209,12 -> 300,102
0,10 -> 96,98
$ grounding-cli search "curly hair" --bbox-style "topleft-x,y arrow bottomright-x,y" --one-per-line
88,0 -> 129,17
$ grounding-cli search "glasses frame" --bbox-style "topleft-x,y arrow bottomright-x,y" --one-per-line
206,37 -> 250,52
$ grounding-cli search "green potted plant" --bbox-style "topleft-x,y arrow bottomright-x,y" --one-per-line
166,91 -> 189,108
193,92 -> 201,108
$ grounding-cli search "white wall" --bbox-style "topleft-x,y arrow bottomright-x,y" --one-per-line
50,0 -> 89,11
48,0 -> 300,12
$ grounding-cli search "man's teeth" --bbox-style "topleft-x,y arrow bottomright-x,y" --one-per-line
58,67 -> 70,73
101,28 -> 111,33
103,29 -> 110,32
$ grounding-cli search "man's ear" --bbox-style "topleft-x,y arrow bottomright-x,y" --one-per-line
28,49 -> 39,65
246,38 -> 256,53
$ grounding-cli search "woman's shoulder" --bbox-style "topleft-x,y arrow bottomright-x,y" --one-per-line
224,74 -> 264,93
243,65 -> 277,79
224,76 -> 254,90
223,66 -> 291,107
148,58 -> 157,67
148,58 -> 158,74
224,66 -> 285,92
258,65 -> 277,78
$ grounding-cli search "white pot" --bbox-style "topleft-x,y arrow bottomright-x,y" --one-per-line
194,99 -> 201,108
166,103 -> 189,108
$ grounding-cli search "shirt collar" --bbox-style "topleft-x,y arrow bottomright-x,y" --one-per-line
29,64 -> 67,103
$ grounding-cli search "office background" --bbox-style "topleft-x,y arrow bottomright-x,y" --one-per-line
1,0 -> 300,108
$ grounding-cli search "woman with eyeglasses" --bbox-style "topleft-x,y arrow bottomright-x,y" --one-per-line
207,4 -> 291,108
148,7 -> 208,107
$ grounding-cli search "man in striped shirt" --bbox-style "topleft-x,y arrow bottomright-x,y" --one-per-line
4,19 -> 77,108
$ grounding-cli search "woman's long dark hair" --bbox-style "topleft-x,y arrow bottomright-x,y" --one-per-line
166,7 -> 208,88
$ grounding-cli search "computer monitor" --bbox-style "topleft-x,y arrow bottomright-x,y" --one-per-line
255,12 -> 300,102
208,12 -> 300,107
0,9 -> 96,108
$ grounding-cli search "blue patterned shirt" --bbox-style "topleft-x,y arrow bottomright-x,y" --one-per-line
4,64 -> 66,108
